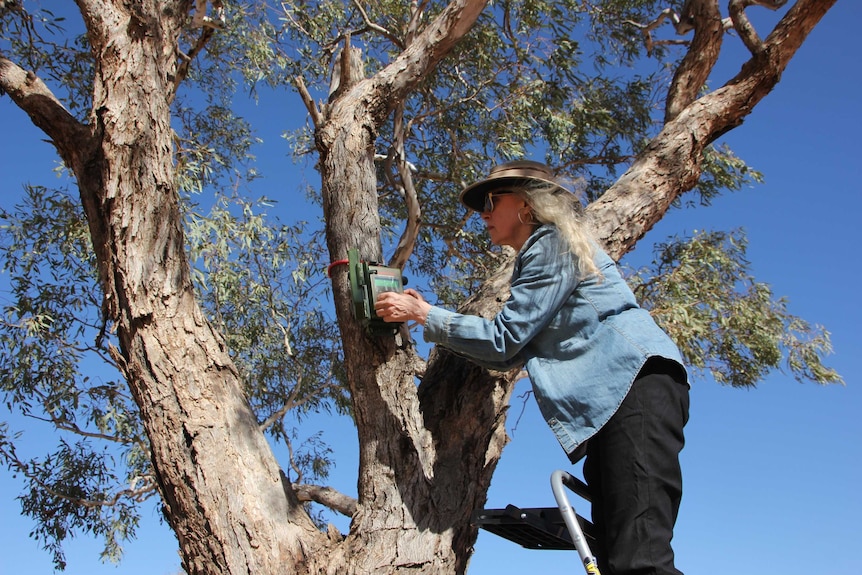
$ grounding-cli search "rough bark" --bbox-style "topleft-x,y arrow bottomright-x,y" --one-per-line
309,3 -> 494,572
80,2 -> 325,572
6,1 -> 324,573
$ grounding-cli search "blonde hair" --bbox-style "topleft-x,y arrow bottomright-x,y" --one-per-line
516,180 -> 600,279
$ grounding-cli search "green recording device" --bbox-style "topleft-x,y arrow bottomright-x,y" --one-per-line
348,248 -> 406,335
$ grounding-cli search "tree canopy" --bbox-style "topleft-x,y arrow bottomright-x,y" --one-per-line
0,1 -> 842,573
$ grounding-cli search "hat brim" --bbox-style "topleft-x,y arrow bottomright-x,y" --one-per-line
459,175 -> 563,212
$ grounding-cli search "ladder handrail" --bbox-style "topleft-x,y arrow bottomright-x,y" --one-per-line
551,470 -> 602,575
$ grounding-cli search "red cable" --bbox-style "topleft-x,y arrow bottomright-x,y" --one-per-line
326,258 -> 350,278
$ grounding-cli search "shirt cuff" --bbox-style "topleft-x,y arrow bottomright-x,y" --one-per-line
423,306 -> 450,345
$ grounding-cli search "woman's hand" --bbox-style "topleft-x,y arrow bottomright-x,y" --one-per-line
375,289 -> 431,325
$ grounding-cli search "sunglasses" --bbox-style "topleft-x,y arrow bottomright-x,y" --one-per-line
482,191 -> 512,213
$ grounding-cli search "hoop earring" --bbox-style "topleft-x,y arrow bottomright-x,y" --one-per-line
518,209 -> 536,225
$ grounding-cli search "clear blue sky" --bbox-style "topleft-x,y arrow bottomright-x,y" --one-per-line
2,2 -> 860,574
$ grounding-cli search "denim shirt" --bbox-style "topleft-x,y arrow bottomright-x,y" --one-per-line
423,225 -> 687,458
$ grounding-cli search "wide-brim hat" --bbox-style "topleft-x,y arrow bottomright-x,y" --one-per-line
459,160 -> 568,212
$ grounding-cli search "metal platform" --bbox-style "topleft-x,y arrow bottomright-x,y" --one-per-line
472,504 -> 596,551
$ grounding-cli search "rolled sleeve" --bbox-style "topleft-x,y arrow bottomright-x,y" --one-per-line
423,306 -> 451,345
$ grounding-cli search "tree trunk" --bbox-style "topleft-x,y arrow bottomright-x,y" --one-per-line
303,2 -> 500,572
68,2 -> 324,573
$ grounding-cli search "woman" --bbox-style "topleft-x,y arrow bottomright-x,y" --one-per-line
375,160 -> 690,575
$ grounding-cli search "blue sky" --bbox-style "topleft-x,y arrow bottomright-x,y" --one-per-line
2,2 -> 860,574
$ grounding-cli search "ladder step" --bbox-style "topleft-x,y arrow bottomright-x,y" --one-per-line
472,505 -> 596,551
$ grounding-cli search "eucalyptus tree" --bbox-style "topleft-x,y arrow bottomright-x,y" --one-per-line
0,1 -> 841,574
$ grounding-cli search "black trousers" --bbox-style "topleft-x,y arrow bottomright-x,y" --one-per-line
583,358 -> 690,575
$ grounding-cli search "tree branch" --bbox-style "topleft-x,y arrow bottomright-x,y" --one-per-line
0,57 -> 93,162
624,8 -> 692,55
591,0 -> 837,260
292,483 -> 357,518
172,27 -> 217,103
327,35 -> 365,104
665,0 -> 725,123
351,0 -> 405,49
729,0 -> 790,55
295,75 -> 322,127
327,0 -> 489,126
387,106 -> 422,270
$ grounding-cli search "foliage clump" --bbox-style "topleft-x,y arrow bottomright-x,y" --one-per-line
631,229 -> 842,387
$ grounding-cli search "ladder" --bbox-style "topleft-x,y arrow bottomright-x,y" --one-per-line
472,470 -> 601,574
